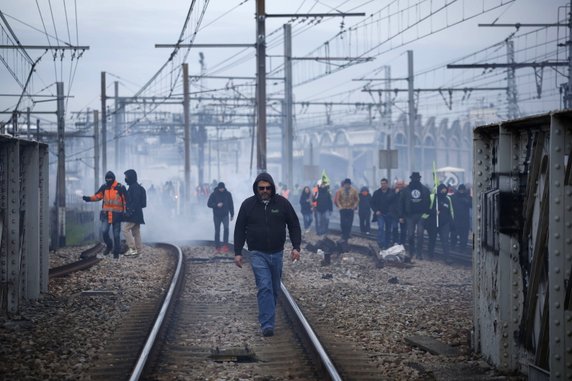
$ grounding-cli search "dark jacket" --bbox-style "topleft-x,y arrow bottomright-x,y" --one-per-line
451,191 -> 472,229
299,189 -> 313,215
371,187 -> 395,216
399,180 -> 431,217
123,169 -> 146,224
234,173 -> 301,256
207,189 -> 235,218
358,187 -> 372,214
427,191 -> 454,227
314,186 -> 333,213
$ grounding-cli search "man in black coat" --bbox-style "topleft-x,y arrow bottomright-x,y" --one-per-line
207,182 -> 234,252
234,172 -> 301,337
122,169 -> 146,257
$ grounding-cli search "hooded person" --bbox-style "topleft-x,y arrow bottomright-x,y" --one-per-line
423,183 -> 454,261
233,172 -> 301,337
207,181 -> 235,252
82,170 -> 127,258
398,171 -> 431,259
122,169 -> 147,257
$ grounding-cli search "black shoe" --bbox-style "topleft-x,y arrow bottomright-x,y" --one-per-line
103,246 -> 112,256
113,253 -> 120,259
262,328 -> 274,337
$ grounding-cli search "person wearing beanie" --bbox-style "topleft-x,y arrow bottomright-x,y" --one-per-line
233,172 -> 301,337
207,181 -> 234,252
122,169 -> 147,257
82,171 -> 127,258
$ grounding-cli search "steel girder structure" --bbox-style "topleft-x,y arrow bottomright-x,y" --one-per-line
473,110 -> 572,380
0,136 -> 49,315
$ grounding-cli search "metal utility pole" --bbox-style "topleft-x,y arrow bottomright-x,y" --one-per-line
183,63 -> 191,204
94,110 -> 100,192
256,0 -> 267,173
101,72 -> 107,172
26,107 -> 30,139
55,82 -> 66,248
407,50 -> 415,175
506,39 -> 519,119
283,23 -> 294,187
198,53 -> 207,187
114,81 -> 119,170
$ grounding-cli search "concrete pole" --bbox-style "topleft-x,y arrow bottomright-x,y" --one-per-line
101,72 -> 107,172
256,0 -> 267,173
407,50 -> 415,175
56,82 -> 66,247
183,63 -> 191,204
283,23 -> 294,187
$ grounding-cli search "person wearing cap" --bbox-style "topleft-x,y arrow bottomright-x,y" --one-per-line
207,181 -> 234,252
398,172 -> 431,260
82,171 -> 127,258
424,183 -> 454,261
334,178 -> 359,241
371,178 -> 396,248
122,169 -> 147,257
450,183 -> 472,252
233,172 -> 301,337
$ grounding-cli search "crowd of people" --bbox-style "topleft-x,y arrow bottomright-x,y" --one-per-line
296,171 -> 472,261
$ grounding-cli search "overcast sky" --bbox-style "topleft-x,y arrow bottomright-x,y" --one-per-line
0,0 -> 567,123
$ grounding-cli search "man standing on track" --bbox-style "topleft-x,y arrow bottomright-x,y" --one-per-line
122,169 -> 146,257
233,172 -> 301,337
82,171 -> 127,259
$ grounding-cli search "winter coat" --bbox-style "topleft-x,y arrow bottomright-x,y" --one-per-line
299,190 -> 313,215
371,187 -> 396,216
314,187 -> 333,213
123,169 -> 146,224
207,189 -> 235,218
334,186 -> 359,210
451,191 -> 472,229
358,187 -> 372,214
233,173 -> 301,256
399,180 -> 431,217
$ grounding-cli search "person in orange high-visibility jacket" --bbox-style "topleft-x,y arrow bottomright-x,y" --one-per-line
83,171 -> 127,258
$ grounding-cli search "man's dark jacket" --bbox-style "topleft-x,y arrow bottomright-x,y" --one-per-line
207,189 -> 234,218
234,173 -> 301,256
123,169 -> 146,224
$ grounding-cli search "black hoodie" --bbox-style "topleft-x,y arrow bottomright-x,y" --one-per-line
233,173 -> 301,256
123,169 -> 146,224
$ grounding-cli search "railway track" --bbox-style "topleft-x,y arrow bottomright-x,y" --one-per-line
48,243 -> 104,278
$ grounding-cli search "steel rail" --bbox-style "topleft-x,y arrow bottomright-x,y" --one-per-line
280,282 -> 342,381
128,242 -> 183,381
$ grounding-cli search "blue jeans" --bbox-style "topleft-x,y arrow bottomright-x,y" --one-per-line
100,220 -> 122,254
213,214 -> 229,247
316,210 -> 331,235
302,213 -> 313,230
376,215 -> 394,248
249,251 -> 284,330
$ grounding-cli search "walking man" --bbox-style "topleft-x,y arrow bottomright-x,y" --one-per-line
122,169 -> 146,257
207,182 -> 234,252
334,178 -> 359,241
82,171 -> 127,258
234,173 -> 301,337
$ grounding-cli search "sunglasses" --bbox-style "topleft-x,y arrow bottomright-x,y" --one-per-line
258,186 -> 272,191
